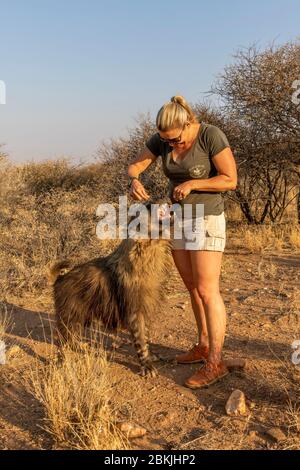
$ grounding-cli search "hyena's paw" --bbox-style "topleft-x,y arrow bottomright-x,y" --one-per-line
140,362 -> 158,378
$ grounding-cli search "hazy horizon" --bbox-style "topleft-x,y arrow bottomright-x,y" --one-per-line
1,0 -> 300,163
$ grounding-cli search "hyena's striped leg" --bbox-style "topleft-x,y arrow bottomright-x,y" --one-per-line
127,311 -> 157,377
145,325 -> 161,363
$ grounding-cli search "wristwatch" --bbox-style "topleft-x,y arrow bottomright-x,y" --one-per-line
128,176 -> 139,189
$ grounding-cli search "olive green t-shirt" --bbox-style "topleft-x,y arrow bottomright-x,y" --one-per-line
145,122 -> 230,217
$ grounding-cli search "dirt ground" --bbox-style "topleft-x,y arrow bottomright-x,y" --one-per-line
1,247 -> 300,450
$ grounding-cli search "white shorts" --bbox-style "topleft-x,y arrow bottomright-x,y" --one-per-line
171,212 -> 226,252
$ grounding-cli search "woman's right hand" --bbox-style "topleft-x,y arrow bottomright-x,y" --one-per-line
130,179 -> 150,201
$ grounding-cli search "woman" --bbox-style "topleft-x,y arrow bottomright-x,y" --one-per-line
127,95 -> 237,389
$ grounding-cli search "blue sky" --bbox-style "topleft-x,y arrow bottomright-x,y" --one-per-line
0,0 -> 299,162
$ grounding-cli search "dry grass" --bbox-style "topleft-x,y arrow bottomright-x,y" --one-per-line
286,401 -> 300,435
228,223 -> 300,253
21,159 -> 103,196
0,161 -> 114,303
26,334 -> 129,450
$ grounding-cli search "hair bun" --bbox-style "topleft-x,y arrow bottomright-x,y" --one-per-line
156,95 -> 197,131
171,95 -> 183,104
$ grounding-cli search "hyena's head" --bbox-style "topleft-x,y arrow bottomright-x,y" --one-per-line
127,199 -> 174,241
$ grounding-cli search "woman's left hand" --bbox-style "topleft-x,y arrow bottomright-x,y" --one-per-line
173,181 -> 194,201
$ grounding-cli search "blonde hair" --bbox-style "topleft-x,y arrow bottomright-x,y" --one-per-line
156,95 -> 198,131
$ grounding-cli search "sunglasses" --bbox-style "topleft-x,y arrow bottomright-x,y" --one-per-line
159,123 -> 187,144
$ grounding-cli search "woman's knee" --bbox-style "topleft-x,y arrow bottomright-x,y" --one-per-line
196,285 -> 220,304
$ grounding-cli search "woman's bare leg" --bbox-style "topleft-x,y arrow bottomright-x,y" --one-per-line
172,249 -> 208,346
189,250 -> 226,364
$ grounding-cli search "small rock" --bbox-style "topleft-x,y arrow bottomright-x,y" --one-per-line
248,430 -> 257,440
266,427 -> 286,443
116,422 -> 147,439
175,303 -> 186,310
225,390 -> 248,416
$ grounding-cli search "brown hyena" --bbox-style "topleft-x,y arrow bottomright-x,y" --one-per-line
49,201 -> 173,377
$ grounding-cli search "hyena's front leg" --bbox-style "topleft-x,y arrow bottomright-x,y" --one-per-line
145,325 -> 163,363
127,311 -> 157,377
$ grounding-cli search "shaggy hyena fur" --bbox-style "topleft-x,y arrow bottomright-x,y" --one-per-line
49,203 -> 173,376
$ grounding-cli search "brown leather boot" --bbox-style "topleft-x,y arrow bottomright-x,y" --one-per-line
184,361 -> 229,389
175,344 -> 209,364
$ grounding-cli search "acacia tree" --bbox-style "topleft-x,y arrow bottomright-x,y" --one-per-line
97,41 -> 300,223
211,41 -> 300,223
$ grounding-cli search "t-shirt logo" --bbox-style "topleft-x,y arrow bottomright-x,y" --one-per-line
189,165 -> 206,178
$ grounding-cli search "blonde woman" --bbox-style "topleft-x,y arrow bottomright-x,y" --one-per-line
127,96 -> 237,388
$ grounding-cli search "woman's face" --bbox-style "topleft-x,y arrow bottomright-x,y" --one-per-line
159,123 -> 189,148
